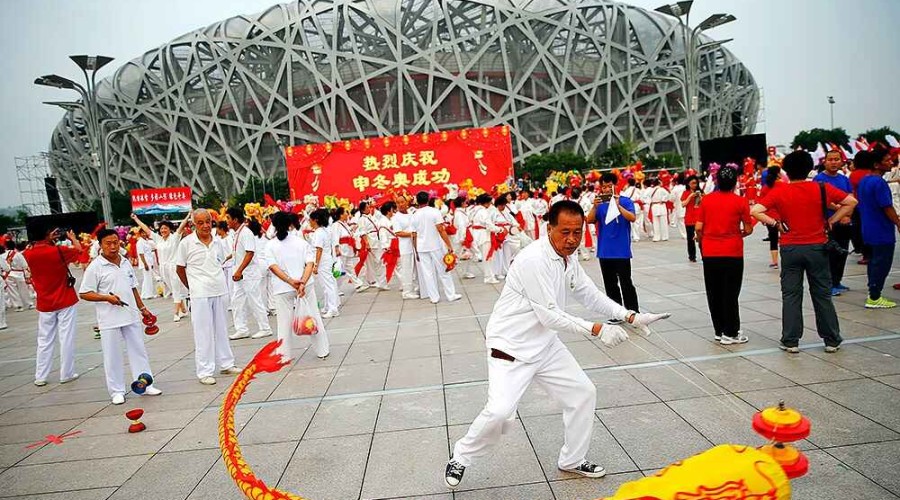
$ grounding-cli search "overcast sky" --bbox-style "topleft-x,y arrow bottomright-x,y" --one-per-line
2,0 -> 898,209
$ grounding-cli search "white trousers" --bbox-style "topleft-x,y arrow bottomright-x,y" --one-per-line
476,240 -> 496,282
162,264 -> 187,302
340,255 -> 364,287
398,253 -> 416,294
316,261 -> 340,314
274,291 -> 330,361
651,210 -> 669,241
363,248 -> 387,288
221,266 -> 233,309
417,250 -> 457,302
0,284 -> 6,328
7,273 -> 32,309
35,305 -> 78,382
140,265 -> 157,298
231,277 -> 271,335
452,337 -> 596,469
100,322 -> 153,397
191,295 -> 236,378
673,213 -> 687,239
630,212 -> 642,242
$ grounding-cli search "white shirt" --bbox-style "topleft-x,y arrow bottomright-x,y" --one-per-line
232,225 -> 261,280
152,233 -> 182,267
332,221 -> 356,256
5,250 -> 28,273
530,198 -> 549,217
485,235 -> 629,363
264,234 -> 315,295
310,227 -> 335,264
79,255 -> 141,330
175,233 -> 227,299
136,238 -> 155,267
357,214 -> 385,249
411,205 -> 446,253
392,212 -> 415,255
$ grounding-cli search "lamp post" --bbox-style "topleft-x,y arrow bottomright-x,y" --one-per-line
654,2 -> 736,170
104,122 -> 148,196
35,55 -> 115,224
827,96 -> 835,128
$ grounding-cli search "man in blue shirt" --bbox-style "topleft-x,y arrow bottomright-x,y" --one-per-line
857,147 -> 900,308
813,150 -> 853,295
586,172 -> 639,311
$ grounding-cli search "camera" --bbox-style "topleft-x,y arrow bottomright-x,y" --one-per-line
66,275 -> 76,288
598,192 -> 613,203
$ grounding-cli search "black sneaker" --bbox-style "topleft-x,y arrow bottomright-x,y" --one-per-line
560,460 -> 606,478
445,459 -> 466,488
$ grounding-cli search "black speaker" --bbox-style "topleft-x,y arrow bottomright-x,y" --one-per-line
44,177 -> 62,214
25,212 -> 99,242
699,133 -> 768,172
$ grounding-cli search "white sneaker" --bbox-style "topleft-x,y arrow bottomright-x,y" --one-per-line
484,278 -> 500,284
220,366 -> 242,375
111,394 -> 126,405
34,379 -> 47,387
173,314 -> 181,322
402,292 -> 420,300
143,386 -> 162,396
430,298 -> 440,304
447,294 -> 463,302
378,285 -> 391,291
720,334 -> 749,345
178,311 -> 188,318
229,332 -> 250,340
199,377 -> 217,385
322,311 -> 340,319
463,272 -> 476,279
251,330 -> 273,339
60,373 -> 80,384
338,291 -> 345,296
355,284 -> 370,292
317,352 -> 330,359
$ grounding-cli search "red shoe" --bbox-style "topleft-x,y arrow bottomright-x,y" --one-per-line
893,283 -> 900,290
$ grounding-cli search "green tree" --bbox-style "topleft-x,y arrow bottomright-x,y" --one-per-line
196,189 -> 224,210
0,214 -> 17,233
640,152 -> 684,171
517,152 -> 592,185
227,175 -> 290,208
860,127 -> 900,146
595,140 -> 638,169
91,191 -> 136,226
791,128 -> 850,150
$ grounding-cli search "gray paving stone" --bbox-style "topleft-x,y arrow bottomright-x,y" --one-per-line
162,407 -> 257,452
876,374 -> 900,390
0,401 -> 106,426
587,370 -> 660,409
791,449 -> 898,500
305,395 -> 381,439
522,414 -> 637,478
376,390 -> 446,433
566,341 -> 616,368
0,455 -> 149,496
441,351 -> 487,384
549,472 -> 644,500
690,356 -> 795,393
385,356 -> 442,389
188,442 -> 297,500
826,441 -> 900,496
326,361 -> 389,395
71,408 -> 201,438
445,384 -> 489,425
269,365 -> 338,400
391,336 -> 441,360
447,422 -> 546,491
362,426 -> 449,498
737,386 -> 900,448
344,340 -> 395,365
667,396 -> 769,447
804,344 -> 900,377
0,419 -> 83,446
280,433 -> 370,499
23,428 -> 179,465
806,378 -> 900,432
626,363 -> 723,401
3,488 -> 117,500
239,404 -> 317,445
597,403 -> 712,470
746,351 -> 862,385
455,482 -> 554,499
108,449 -> 219,500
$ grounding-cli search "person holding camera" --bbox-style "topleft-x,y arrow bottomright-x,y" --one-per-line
681,176 -> 703,263
23,225 -> 83,386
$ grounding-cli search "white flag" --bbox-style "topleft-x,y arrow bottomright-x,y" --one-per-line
604,196 -> 620,225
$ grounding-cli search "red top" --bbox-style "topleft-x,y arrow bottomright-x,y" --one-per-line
849,169 -> 870,195
758,181 -> 848,246
697,191 -> 753,257
23,242 -> 81,312
681,190 -> 701,225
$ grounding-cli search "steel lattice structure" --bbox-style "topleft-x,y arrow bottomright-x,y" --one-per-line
48,0 -> 758,203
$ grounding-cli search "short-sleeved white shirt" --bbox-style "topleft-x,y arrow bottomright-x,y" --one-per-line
79,255 -> 141,330
136,238 -> 155,266
175,233 -> 227,299
310,227 -> 334,264
392,212 -> 415,255
152,233 -> 182,267
232,225 -> 261,280
411,206 -> 446,253
264,235 -> 316,295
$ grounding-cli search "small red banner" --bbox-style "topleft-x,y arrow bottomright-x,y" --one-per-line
130,187 -> 192,215
285,126 -> 514,202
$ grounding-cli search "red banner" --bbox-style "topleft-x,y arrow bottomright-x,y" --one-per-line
285,126 -> 513,203
130,187 -> 192,215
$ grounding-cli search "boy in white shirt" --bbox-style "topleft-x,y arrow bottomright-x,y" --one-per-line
79,229 -> 162,405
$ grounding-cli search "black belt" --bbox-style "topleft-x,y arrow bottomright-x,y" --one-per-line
490,348 -> 515,362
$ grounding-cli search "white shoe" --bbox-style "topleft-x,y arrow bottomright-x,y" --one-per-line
220,366 -> 242,375
178,311 -> 188,319
719,334 -> 749,345
378,285 -> 391,291
497,275 -> 506,280
229,332 -> 250,340
355,284 -> 370,292
402,292 -> 420,300
34,379 -> 47,387
143,386 -> 162,396
484,278 -> 500,284
322,311 -> 340,319
251,330 -> 273,339
111,394 -> 126,405
199,377 -> 217,385
60,373 -> 79,384
463,272 -> 476,279
338,291 -> 345,296
447,294 -> 463,302
317,352 -> 330,359
430,298 -> 440,304
173,314 -> 181,322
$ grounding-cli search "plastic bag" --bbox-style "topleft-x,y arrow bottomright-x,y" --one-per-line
291,296 -> 319,336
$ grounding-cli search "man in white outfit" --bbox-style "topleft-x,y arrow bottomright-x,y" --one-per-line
669,176 -> 688,239
648,179 -> 670,242
225,207 -> 272,340
79,228 -> 162,405
23,227 -> 83,386
356,202 -> 389,290
411,191 -> 462,304
4,241 -> 34,311
391,198 -> 419,298
444,201 -> 669,488
469,194 -> 502,284
136,231 -> 158,299
620,179 -> 643,242
176,209 -> 240,385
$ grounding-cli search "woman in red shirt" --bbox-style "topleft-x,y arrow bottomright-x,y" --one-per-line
695,166 -> 754,344
759,167 -> 784,269
681,176 -> 702,262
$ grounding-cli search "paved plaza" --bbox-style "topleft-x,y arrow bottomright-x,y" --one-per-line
0,232 -> 898,500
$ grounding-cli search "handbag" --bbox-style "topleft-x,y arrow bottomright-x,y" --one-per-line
818,183 -> 848,256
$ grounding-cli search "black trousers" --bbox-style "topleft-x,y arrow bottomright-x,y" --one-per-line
599,258 -> 639,312
685,225 -> 697,261
828,223 -> 852,287
702,257 -> 743,338
850,211 -> 870,259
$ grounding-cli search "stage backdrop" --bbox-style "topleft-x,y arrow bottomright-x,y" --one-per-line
130,187 -> 192,215
285,126 -> 513,202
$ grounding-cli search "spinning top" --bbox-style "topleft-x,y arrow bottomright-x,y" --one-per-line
292,316 -> 317,336
126,408 -> 146,433
443,252 -> 458,272
754,400 -> 810,479
131,373 -> 154,395
142,312 -> 159,335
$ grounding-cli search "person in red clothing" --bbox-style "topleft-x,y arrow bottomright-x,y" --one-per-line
759,167 -> 784,269
22,225 -> 84,386
681,176 -> 703,262
751,151 -> 857,353
696,166 -> 754,344
848,153 -> 873,263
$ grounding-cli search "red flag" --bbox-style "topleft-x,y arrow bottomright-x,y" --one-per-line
381,238 -> 400,282
263,193 -> 277,207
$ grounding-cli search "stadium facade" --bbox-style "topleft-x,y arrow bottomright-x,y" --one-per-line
48,0 -> 759,205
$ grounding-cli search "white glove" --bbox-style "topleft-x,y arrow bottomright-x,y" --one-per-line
629,312 -> 671,335
596,324 -> 629,347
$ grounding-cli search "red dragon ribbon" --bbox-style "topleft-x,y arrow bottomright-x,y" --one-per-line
381,238 -> 400,282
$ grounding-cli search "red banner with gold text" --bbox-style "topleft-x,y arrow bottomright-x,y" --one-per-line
285,126 -> 513,203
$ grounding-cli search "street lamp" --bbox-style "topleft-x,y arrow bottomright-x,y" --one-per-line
654,3 -> 736,170
35,55 -> 116,225
103,122 -> 147,194
827,96 -> 835,128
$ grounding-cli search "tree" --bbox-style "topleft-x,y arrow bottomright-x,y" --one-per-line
791,128 -> 850,150
196,189 -> 224,210
860,127 -> 900,146
0,214 -> 17,233
640,152 -> 684,171
595,140 -> 638,169
517,152 -> 592,185
91,191 -> 135,226
227,175 -> 291,208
